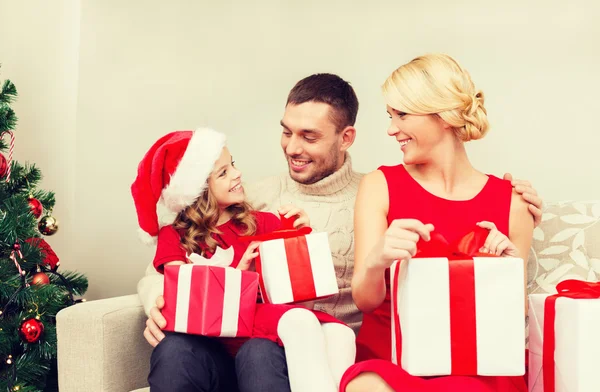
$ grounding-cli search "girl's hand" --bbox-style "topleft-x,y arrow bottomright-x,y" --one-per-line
278,205 -> 310,229
237,241 -> 261,270
477,221 -> 520,257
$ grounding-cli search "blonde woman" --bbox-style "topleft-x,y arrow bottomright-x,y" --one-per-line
341,54 -> 532,392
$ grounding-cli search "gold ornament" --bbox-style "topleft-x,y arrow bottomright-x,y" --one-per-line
31,272 -> 50,285
38,215 -> 59,236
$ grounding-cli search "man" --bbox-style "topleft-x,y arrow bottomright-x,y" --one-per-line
138,73 -> 544,392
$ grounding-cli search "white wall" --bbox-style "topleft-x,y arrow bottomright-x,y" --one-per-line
0,0 -> 80,291
1,0 -> 599,300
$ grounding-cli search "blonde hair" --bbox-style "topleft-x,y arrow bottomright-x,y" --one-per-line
382,53 -> 489,141
173,188 -> 257,256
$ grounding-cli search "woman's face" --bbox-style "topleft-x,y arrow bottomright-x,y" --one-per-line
207,147 -> 245,209
386,105 -> 448,165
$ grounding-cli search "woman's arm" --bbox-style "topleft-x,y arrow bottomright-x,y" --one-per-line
351,171 -> 434,313
351,171 -> 390,312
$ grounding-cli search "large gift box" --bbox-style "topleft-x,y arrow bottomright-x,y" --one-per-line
241,215 -> 338,304
162,246 -> 259,337
528,280 -> 600,392
390,227 -> 526,376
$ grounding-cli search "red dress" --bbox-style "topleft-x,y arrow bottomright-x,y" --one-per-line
154,211 -> 342,355
340,165 -> 527,392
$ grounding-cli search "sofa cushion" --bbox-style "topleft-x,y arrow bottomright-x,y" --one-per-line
527,200 -> 600,295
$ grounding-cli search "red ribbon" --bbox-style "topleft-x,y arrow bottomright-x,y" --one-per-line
240,214 -> 314,303
542,279 -> 600,392
239,214 -> 312,242
393,227 -> 494,375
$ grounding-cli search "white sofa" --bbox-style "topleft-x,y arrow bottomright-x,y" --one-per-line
56,200 -> 600,392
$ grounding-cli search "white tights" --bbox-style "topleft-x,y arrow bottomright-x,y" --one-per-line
277,308 -> 356,392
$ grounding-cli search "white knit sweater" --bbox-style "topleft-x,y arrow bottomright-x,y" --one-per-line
137,154 -> 364,332
245,154 -> 364,332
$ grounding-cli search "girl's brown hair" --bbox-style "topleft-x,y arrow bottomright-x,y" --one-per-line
173,188 -> 257,256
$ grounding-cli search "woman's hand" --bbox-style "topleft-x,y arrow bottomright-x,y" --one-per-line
477,221 -> 520,257
368,219 -> 435,270
278,205 -> 310,228
237,241 -> 261,270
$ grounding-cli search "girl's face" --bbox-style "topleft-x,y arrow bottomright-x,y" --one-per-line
207,147 -> 245,209
386,105 -> 449,165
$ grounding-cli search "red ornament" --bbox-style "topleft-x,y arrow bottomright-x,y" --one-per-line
0,153 -> 7,178
31,271 -> 50,285
28,197 -> 43,219
19,317 -> 45,343
25,238 -> 60,270
13,242 -> 21,251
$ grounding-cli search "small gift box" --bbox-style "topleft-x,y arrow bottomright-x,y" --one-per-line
162,246 -> 259,337
528,280 -> 600,392
241,215 -> 338,304
390,227 -> 526,376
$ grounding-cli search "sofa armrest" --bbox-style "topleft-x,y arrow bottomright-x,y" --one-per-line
57,294 -> 153,392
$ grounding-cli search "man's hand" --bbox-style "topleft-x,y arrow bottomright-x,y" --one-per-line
278,205 -> 310,228
503,173 -> 543,227
144,295 -> 167,347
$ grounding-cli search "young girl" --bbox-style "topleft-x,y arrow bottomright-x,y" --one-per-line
131,128 -> 355,392
342,54 -> 533,391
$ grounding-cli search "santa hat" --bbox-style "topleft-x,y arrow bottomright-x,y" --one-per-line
131,128 -> 227,245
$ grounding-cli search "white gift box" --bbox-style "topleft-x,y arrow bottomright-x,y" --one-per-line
390,256 -> 526,376
528,293 -> 600,392
257,232 -> 339,304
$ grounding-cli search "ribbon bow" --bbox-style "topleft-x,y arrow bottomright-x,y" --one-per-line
414,226 -> 494,259
543,279 -> 600,392
187,246 -> 234,267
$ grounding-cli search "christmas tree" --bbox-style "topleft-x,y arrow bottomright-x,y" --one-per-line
0,68 -> 88,391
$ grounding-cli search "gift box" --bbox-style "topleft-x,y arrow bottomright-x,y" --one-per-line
162,246 -> 259,337
528,280 -> 600,392
390,227 -> 526,376
241,216 -> 338,305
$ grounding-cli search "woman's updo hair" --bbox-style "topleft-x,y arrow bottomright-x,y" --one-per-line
382,53 -> 489,141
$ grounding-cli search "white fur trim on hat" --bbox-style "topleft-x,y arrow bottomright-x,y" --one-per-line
138,228 -> 157,246
156,197 -> 178,229
161,128 -> 226,213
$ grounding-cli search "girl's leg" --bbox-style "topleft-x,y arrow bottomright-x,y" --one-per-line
321,322 -> 357,388
277,308 -> 337,392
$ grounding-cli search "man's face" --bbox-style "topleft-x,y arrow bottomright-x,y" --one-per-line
280,102 -> 344,185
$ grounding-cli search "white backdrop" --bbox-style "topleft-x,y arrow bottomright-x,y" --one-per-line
1,0 -> 598,299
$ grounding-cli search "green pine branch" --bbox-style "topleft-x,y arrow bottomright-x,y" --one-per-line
0,106 -> 17,134
0,195 -> 39,251
0,74 -> 19,136
0,352 -> 51,391
1,162 -> 45,198
0,79 -> 18,104
49,271 -> 88,297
